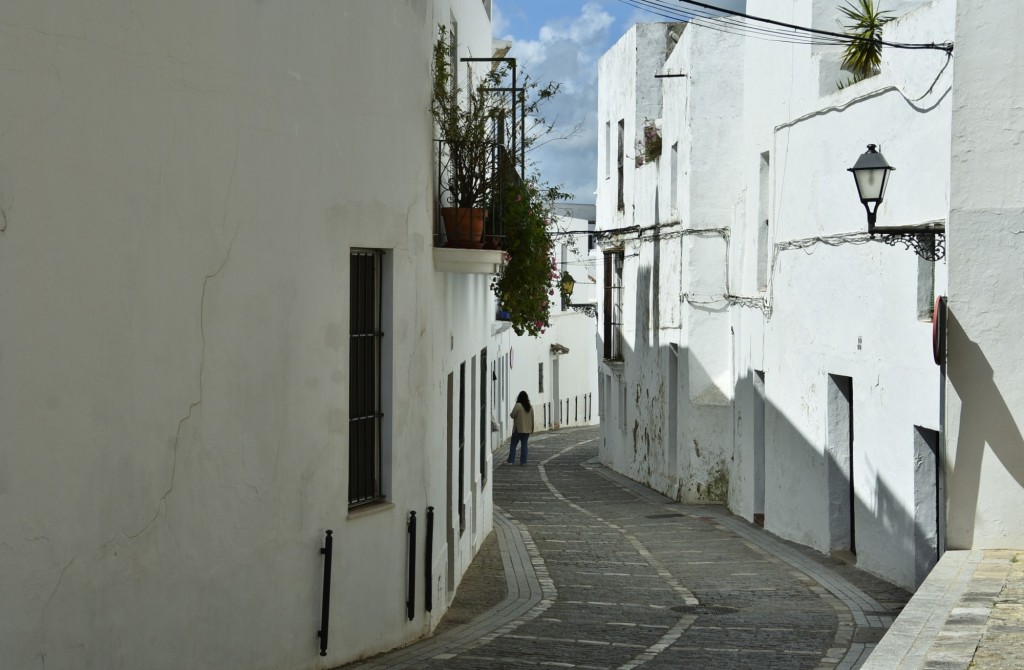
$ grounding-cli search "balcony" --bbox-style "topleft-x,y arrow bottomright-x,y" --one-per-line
433,141 -> 518,274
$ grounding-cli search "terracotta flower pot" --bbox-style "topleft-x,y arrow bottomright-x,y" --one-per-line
440,207 -> 485,249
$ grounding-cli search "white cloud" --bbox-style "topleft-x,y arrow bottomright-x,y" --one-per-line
500,3 -> 617,202
538,4 -> 615,45
491,2 -> 510,39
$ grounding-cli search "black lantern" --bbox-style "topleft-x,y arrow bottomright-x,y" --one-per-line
558,271 -> 597,318
848,144 -> 894,233
561,271 -> 576,298
847,144 -> 945,261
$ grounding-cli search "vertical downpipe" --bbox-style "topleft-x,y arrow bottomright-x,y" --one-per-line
318,530 -> 334,657
425,506 -> 435,612
407,511 -> 417,620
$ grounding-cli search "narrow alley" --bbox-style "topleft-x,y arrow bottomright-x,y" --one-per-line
343,426 -> 910,669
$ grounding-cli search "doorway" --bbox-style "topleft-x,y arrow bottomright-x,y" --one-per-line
913,426 -> 941,587
753,370 -> 766,527
446,372 -> 455,593
827,374 -> 855,554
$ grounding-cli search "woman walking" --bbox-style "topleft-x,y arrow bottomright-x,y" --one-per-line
508,391 -> 535,465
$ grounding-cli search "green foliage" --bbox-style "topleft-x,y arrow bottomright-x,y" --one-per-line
431,25 -> 503,208
431,25 -> 574,337
636,121 -> 662,166
491,177 -> 569,337
838,0 -> 894,80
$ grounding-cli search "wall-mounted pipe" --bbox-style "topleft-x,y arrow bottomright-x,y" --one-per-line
318,529 -> 334,657
407,511 -> 417,620
425,506 -> 435,612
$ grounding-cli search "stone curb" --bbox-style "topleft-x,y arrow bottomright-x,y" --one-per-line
341,507 -> 547,669
862,549 -> 1023,670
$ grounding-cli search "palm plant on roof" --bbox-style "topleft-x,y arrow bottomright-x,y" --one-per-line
839,0 -> 894,81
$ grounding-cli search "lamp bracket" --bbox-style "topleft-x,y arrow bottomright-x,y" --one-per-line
873,231 -> 945,261
569,303 -> 598,318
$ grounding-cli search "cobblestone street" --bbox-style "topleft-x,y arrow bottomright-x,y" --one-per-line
345,426 -> 910,669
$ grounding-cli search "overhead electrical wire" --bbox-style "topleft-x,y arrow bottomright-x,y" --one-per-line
614,0 -> 953,52
677,0 -> 953,52
619,0 -> 848,47
618,0 -> 846,46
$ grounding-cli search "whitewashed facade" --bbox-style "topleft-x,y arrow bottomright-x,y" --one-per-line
596,0 -> 954,590
0,2 -> 500,668
491,205 -> 600,451
945,0 -> 1024,550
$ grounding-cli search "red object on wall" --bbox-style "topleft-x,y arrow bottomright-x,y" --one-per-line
932,296 -> 947,366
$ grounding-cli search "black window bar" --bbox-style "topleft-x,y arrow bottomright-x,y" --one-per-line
425,506 -> 435,613
459,362 -> 466,534
407,511 -> 417,620
318,530 -> 334,657
479,348 -> 488,485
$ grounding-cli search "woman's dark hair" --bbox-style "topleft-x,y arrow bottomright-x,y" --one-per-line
516,391 -> 532,413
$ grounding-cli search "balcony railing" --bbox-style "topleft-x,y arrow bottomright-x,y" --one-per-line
435,141 -> 521,251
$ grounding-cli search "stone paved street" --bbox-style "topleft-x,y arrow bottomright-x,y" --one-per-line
343,426 -> 910,669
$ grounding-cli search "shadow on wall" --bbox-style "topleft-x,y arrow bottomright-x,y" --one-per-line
736,366 -> 934,588
945,308 -> 1024,548
601,296 -> 936,588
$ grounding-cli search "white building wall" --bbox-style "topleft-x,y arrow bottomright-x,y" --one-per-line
491,210 -> 600,452
597,23 -> 745,503
596,27 -> 639,473
597,0 -> 953,590
0,2 -> 495,668
945,0 -> 1024,549
749,0 -> 953,589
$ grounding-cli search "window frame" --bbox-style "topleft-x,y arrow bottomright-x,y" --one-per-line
603,249 -> 625,360
348,249 -> 386,508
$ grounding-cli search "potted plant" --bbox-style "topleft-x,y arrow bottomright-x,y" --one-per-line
431,26 -> 503,248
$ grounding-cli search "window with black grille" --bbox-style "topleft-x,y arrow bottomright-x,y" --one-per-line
349,249 -> 383,507
616,120 -> 625,211
603,250 -> 624,360
459,361 -> 466,534
479,347 -> 488,485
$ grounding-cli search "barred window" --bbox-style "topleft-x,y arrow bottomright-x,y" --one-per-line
349,250 -> 384,507
479,347 -> 488,485
616,119 -> 625,211
603,250 -> 624,360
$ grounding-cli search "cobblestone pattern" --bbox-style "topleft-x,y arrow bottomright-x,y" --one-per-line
339,427 -> 909,670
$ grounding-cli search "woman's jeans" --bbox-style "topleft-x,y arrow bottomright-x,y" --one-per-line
508,431 -> 530,464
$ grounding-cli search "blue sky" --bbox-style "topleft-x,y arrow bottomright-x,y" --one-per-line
491,0 -> 744,203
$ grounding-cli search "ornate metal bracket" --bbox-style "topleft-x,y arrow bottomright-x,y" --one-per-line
569,303 -> 598,318
870,222 -> 946,261
874,231 -> 945,261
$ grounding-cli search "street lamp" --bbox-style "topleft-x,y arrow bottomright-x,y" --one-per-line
561,272 -> 576,298
848,144 -> 893,233
847,144 -> 945,261
559,271 -> 597,318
